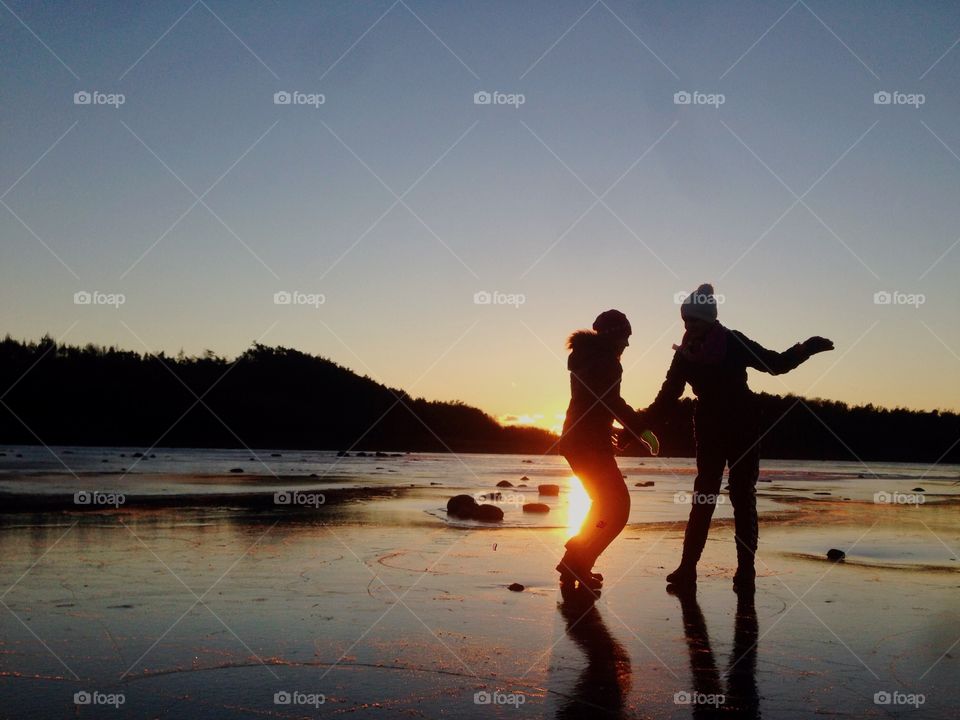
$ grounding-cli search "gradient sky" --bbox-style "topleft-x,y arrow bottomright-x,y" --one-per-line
2,0 -> 959,432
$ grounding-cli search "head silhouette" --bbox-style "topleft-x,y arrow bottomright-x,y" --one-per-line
593,309 -> 632,355
680,284 -> 718,340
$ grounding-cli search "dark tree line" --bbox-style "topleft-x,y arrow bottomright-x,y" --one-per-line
621,394 -> 960,463
0,336 -> 957,462
0,336 -> 555,453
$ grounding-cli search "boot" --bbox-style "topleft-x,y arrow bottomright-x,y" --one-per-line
732,565 -> 755,591
556,556 -> 602,591
560,578 -> 601,606
667,502 -> 713,587
666,562 -> 697,588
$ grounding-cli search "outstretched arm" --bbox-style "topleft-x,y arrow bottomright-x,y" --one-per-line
640,350 -> 687,428
733,331 -> 834,375
614,352 -> 684,454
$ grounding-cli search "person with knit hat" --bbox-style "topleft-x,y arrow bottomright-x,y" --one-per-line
557,309 -> 658,599
641,284 -> 833,591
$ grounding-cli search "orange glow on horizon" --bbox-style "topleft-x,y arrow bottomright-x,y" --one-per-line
498,412 -> 565,435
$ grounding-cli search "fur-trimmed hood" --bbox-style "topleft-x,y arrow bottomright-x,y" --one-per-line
567,330 -> 620,372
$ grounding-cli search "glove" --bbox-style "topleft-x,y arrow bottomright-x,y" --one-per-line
639,429 -> 659,456
613,427 -> 659,456
802,336 -> 834,355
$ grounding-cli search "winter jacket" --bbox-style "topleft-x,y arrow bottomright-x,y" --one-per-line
646,326 -> 810,430
561,330 -> 640,454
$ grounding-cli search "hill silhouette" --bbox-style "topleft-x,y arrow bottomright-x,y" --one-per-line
0,336 -> 957,463
0,336 -> 555,453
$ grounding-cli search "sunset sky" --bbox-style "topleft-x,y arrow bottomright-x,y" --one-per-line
2,0 -> 959,432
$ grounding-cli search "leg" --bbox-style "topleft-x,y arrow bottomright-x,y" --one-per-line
578,455 -> 630,570
727,424 -> 760,587
560,452 -> 629,585
668,429 -> 725,586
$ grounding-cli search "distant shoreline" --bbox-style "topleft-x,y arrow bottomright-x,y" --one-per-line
3,338 -> 958,463
4,442 -> 960,464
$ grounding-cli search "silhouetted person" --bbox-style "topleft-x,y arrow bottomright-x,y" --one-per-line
671,585 -> 760,719
557,599 -> 632,718
643,285 -> 833,589
558,310 -> 656,596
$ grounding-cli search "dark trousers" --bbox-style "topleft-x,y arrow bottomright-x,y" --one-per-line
680,416 -> 760,570
561,451 -> 630,572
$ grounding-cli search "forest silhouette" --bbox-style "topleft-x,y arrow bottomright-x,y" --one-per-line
0,335 -> 957,462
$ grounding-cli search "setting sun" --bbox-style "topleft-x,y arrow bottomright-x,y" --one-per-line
565,475 -> 591,539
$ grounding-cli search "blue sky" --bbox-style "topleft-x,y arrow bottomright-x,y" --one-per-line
2,0 -> 959,429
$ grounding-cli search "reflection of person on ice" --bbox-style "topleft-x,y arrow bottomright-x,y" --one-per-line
557,310 -> 657,598
643,284 -> 833,590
